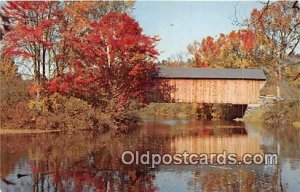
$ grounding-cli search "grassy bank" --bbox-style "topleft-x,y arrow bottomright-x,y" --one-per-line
243,99 -> 300,128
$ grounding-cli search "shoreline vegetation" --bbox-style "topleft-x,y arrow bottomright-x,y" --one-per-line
243,99 -> 300,128
1,99 -> 299,134
0,128 -> 60,135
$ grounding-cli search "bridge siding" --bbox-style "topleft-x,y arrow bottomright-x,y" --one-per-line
162,79 -> 265,104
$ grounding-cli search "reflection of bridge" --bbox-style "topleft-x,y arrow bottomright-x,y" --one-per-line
171,135 -> 262,160
157,68 -> 266,105
167,125 -> 263,160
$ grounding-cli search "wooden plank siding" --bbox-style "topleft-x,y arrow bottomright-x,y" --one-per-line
161,79 -> 265,104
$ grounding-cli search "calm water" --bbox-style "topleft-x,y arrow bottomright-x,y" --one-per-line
1,120 -> 300,192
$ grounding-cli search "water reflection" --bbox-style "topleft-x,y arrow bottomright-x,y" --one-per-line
0,120 -> 300,191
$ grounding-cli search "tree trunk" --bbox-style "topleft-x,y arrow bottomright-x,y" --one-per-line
276,59 -> 282,100
42,47 -> 46,80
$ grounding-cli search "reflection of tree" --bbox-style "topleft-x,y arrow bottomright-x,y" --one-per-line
258,124 -> 300,168
1,134 -> 34,178
192,167 -> 278,191
245,123 -> 300,191
0,132 -> 166,191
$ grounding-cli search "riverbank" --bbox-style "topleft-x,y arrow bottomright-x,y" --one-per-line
243,98 -> 300,128
1,98 -> 298,134
0,128 -> 60,135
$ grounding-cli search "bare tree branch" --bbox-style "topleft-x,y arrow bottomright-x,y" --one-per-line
232,0 -> 270,27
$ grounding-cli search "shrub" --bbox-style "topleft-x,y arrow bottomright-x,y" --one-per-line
110,111 -> 141,134
0,101 -> 33,129
26,93 -> 141,133
264,99 -> 300,125
0,57 -> 31,128
196,104 -> 213,120
28,93 -> 95,131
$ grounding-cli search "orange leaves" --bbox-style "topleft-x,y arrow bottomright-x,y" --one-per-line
199,63 -> 208,68
249,1 -> 299,46
63,2 -> 96,33
48,78 -> 70,93
29,83 -> 44,96
240,30 -> 254,51
247,1 -> 300,69
187,1 -> 299,70
227,30 -> 255,52
188,29 -> 257,68
201,36 -> 217,55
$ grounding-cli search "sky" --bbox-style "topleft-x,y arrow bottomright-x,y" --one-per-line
133,1 -> 263,61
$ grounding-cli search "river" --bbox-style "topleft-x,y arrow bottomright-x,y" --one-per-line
1,120 -> 300,191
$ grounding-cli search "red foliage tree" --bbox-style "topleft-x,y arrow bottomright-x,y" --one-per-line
49,12 -> 159,110
1,1 -> 63,86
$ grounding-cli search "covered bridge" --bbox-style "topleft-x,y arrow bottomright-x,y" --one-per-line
156,68 -> 266,104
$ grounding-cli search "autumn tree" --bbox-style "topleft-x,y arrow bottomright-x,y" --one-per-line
58,1 -> 134,74
49,12 -> 159,112
1,2 -> 62,81
0,1 -> 158,132
188,1 -> 299,98
246,1 -> 300,98
0,1 -> 135,94
187,29 -> 257,68
0,1 -> 63,102
158,53 -> 194,68
89,1 -> 134,20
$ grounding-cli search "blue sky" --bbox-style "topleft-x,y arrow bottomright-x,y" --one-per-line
133,1 -> 263,61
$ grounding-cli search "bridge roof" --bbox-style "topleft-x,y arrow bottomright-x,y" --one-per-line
157,68 -> 266,80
